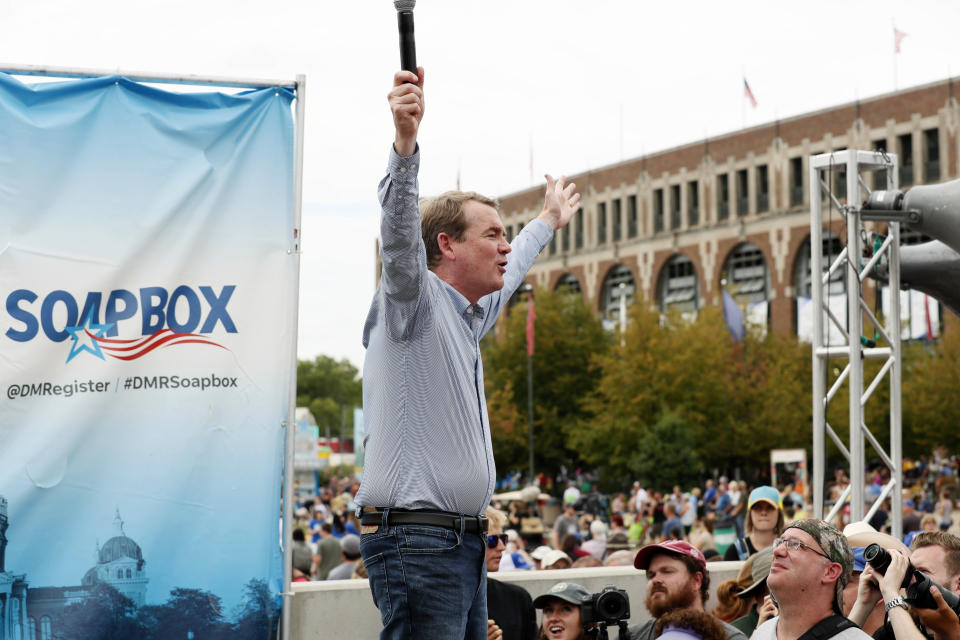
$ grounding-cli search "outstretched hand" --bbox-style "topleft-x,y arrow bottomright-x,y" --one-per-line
388,67 -> 424,158
537,174 -> 580,231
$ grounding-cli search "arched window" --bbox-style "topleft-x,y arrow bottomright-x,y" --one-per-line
600,265 -> 636,328
553,273 -> 581,295
721,242 -> 770,330
126,568 -> 132,579
26,617 -> 37,640
41,616 -> 52,640
658,254 -> 699,314
117,569 -> 124,579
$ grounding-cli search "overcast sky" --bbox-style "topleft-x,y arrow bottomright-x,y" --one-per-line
4,0 -> 959,369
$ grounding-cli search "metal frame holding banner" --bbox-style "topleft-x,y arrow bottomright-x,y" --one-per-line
0,64 -> 305,640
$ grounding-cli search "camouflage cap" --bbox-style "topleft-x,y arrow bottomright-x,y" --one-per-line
783,518 -> 853,614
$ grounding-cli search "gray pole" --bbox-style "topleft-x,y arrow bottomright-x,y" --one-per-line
525,287 -> 535,486
527,347 -> 535,485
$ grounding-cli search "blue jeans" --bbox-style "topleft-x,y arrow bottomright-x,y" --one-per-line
360,516 -> 487,639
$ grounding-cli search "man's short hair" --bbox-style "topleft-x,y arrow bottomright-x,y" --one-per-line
420,191 -> 500,269
485,506 -> 508,531
911,530 -> 960,579
321,522 -> 333,534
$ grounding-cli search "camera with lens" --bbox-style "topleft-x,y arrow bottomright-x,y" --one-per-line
582,585 -> 630,626
864,543 -> 960,613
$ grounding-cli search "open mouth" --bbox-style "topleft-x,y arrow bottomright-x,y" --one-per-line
547,624 -> 565,637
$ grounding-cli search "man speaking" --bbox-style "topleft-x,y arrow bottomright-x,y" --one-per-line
354,66 -> 580,640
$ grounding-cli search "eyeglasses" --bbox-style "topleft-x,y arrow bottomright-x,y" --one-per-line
773,536 -> 832,562
486,533 -> 509,549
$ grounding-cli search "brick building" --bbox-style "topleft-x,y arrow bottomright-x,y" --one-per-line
498,77 -> 959,335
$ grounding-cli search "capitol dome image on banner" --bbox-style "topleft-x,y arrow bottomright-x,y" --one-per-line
0,69 -> 300,639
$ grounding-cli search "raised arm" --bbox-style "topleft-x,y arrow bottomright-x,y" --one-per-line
375,68 -> 428,341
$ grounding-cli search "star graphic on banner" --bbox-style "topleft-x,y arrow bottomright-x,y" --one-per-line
65,309 -> 115,363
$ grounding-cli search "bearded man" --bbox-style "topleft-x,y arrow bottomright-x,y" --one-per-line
628,540 -> 749,640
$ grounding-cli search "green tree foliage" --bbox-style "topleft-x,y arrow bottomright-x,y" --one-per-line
231,579 -> 281,638
486,284 -> 959,488
904,325 -> 960,454
629,410 -> 701,491
54,582 -> 144,640
140,588 -> 227,640
574,304 -> 812,486
296,356 -> 362,437
482,288 -> 611,476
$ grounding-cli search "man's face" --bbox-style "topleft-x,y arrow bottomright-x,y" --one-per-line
768,529 -> 833,601
911,545 -> 959,593
644,554 -> 700,618
485,522 -> 505,573
448,200 -> 511,302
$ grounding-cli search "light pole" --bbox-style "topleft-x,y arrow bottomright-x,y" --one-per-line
521,283 -> 535,486
618,282 -> 627,347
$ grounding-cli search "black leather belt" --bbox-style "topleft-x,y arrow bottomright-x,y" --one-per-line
361,508 -> 488,535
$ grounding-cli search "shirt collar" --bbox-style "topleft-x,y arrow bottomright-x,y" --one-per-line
440,279 -> 485,323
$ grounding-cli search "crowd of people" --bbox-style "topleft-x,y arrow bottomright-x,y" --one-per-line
292,454 -> 960,640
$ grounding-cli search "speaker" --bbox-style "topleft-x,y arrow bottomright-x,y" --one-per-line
866,178 -> 960,255
874,240 -> 960,317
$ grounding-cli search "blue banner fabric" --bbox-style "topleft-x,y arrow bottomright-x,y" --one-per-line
0,73 -> 296,639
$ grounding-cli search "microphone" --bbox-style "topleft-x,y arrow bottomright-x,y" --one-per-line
394,0 -> 417,76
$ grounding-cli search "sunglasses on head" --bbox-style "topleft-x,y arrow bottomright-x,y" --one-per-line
486,533 -> 509,549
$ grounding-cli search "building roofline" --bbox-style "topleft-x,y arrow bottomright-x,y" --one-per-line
499,76 -> 956,202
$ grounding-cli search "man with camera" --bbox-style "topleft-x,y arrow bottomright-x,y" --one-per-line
848,531 -> 960,640
628,540 -> 748,640
754,519 -> 871,640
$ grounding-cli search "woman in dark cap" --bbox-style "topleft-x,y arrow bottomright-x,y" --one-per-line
533,582 -> 592,640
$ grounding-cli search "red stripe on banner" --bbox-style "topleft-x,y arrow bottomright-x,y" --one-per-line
97,332 -> 225,360
93,329 -> 174,348
162,339 -> 227,350
105,332 -> 188,360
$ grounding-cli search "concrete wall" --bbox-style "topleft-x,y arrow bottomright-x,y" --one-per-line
290,561 -> 743,639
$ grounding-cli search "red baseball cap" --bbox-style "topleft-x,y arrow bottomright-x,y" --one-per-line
633,540 -> 707,571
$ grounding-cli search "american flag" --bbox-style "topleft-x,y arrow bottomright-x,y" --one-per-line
743,78 -> 758,109
894,27 -> 908,53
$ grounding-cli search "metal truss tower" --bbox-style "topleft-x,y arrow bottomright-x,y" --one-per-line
809,150 -> 905,538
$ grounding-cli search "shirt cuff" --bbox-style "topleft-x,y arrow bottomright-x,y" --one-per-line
389,144 -> 420,181
523,218 -> 554,251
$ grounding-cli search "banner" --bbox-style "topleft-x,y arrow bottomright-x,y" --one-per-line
0,73 -> 296,639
